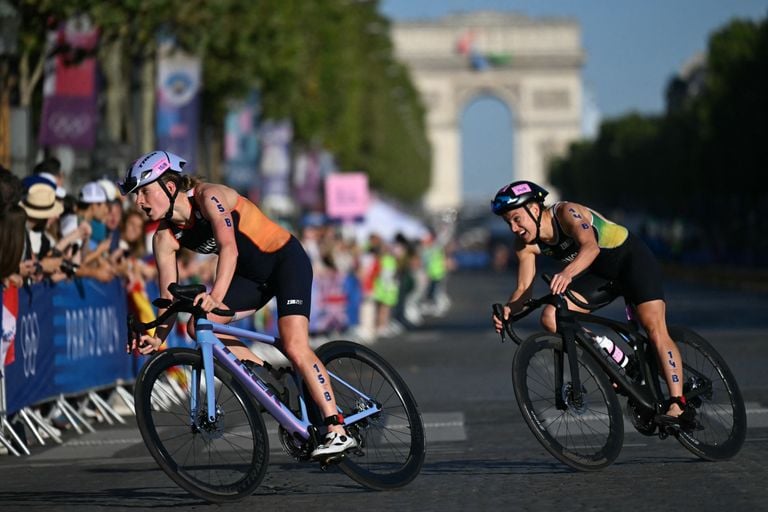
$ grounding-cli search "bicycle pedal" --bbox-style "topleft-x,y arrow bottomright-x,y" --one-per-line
318,453 -> 346,469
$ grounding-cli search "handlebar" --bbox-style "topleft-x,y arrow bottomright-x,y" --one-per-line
127,283 -> 234,343
491,273 -> 587,345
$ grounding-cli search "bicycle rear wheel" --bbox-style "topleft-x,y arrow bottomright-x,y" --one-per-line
312,340 -> 425,489
134,348 -> 269,503
667,327 -> 746,460
512,333 -> 624,471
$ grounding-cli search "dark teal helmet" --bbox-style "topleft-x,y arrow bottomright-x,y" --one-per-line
491,180 -> 548,215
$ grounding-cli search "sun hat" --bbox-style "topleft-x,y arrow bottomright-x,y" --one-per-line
78,181 -> 108,204
20,183 -> 64,219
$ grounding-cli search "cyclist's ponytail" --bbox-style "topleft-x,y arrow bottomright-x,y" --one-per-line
159,172 -> 201,193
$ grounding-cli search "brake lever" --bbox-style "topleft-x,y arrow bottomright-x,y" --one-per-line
126,314 -> 143,354
492,303 -> 506,343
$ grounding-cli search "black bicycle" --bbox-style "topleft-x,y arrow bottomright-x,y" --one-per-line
493,274 -> 746,471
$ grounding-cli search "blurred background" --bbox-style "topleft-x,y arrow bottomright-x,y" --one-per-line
1,0 -> 767,275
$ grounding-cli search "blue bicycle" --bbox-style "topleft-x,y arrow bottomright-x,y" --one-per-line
130,283 -> 425,502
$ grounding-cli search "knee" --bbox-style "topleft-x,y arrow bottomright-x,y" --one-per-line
540,307 -> 557,333
280,335 -> 312,363
186,317 -> 197,340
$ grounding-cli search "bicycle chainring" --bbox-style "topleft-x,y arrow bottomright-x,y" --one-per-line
278,426 -> 310,460
626,399 -> 656,436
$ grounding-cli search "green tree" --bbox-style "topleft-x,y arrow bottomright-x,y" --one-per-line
550,16 -> 768,265
12,0 -> 431,203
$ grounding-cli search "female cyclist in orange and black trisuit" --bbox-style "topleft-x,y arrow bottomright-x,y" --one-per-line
121,150 -> 356,458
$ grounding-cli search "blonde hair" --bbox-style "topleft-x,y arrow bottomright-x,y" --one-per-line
159,172 -> 201,192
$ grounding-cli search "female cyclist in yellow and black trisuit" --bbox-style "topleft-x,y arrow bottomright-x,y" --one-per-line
490,180 -> 694,427
121,150 -> 357,459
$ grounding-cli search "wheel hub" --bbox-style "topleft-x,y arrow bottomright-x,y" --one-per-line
561,382 -> 589,415
194,406 -> 224,441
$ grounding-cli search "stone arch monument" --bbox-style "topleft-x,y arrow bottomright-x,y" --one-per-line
391,12 -> 585,211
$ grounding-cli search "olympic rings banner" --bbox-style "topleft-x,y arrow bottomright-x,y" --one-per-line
4,278 -> 131,414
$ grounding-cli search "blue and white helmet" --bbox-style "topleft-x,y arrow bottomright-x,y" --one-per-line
118,150 -> 186,195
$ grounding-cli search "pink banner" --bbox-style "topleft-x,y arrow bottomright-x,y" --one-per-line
325,173 -> 369,219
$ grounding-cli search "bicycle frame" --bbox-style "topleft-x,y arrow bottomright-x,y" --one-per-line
191,318 -> 383,443
554,302 -> 664,413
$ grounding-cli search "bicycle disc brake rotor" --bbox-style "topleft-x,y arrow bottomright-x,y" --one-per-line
561,382 -> 589,415
195,405 -> 225,442
684,375 -> 710,408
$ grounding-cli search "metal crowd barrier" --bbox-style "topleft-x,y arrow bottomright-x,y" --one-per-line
0,278 -> 137,456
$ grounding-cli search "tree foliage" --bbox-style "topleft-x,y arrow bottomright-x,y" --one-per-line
549,16 -> 768,265
11,0 -> 431,203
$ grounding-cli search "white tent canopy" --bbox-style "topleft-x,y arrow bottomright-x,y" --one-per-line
347,196 -> 429,244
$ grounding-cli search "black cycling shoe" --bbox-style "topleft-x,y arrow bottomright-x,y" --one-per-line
655,396 -> 702,432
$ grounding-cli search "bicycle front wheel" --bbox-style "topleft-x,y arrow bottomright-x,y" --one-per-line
512,333 -> 624,471
668,326 -> 746,460
134,348 -> 269,503
313,340 -> 426,490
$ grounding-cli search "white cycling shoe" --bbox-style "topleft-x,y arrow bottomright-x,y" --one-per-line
311,431 -> 358,459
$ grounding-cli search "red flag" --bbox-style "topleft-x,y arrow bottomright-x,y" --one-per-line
456,30 -> 475,55
2,285 -> 19,366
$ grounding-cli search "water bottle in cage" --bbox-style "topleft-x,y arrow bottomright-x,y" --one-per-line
593,335 -> 630,368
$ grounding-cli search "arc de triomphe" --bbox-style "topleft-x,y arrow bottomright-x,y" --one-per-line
391,12 -> 585,211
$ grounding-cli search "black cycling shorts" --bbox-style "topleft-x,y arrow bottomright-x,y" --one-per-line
222,236 -> 313,318
570,232 -> 665,306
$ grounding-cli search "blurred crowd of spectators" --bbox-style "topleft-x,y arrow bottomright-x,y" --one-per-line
1,158 -> 157,305
1,157 -> 454,348
0,157 -> 454,448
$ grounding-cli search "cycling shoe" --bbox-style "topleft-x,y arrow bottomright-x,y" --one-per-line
655,396 -> 702,432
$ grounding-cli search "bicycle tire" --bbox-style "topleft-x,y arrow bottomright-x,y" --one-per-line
512,333 -> 624,471
667,326 -> 746,460
134,348 -> 269,503
312,340 -> 426,489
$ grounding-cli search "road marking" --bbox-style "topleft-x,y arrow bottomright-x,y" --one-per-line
18,403 -> 767,459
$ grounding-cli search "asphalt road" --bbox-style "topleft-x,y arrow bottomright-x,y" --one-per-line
1,268 -> 766,511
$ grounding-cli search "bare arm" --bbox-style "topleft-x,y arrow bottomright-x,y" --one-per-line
493,238 -> 539,333
549,202 -> 600,295
193,184 -> 239,312
130,225 -> 179,354
151,226 -> 181,342
506,238 -> 538,313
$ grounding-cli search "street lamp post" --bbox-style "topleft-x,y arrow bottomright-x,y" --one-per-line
0,0 -> 20,168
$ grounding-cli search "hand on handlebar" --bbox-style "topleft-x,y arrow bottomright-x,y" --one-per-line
127,333 -> 163,355
492,304 -> 510,334
193,292 -> 224,314
548,272 -> 573,296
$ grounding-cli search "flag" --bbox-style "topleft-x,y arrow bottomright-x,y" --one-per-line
456,30 -> 475,55
38,15 -> 100,149
223,91 -> 261,194
156,41 -> 201,172
1,285 -> 18,368
259,119 -> 293,214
